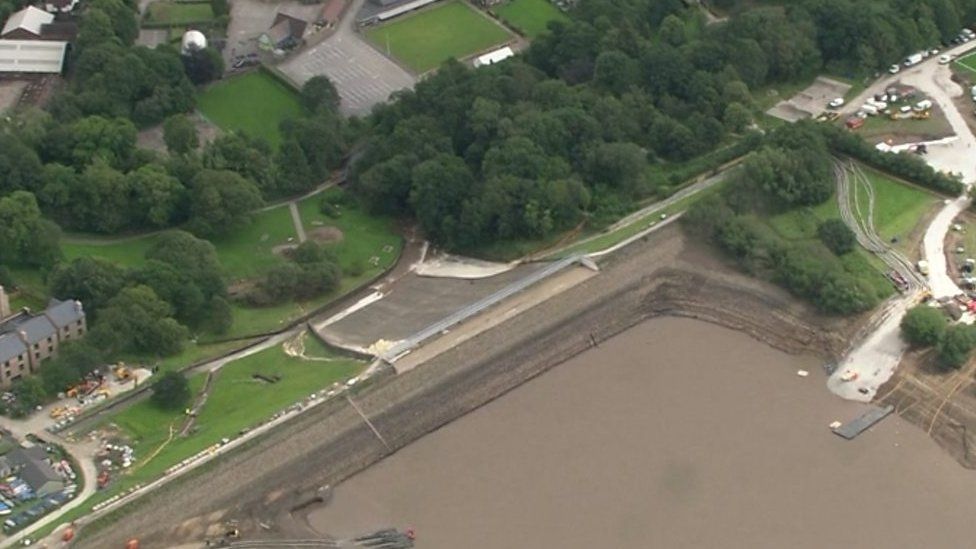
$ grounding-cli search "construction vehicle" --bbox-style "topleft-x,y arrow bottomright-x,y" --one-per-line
96,470 -> 110,489
113,364 -> 132,382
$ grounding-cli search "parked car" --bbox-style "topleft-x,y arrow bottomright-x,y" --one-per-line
888,64 -> 901,74
939,54 -> 954,64
828,97 -> 845,108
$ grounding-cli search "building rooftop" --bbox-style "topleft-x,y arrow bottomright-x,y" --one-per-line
44,299 -> 84,329
0,334 -> 26,364
0,40 -> 67,73
6,447 -> 61,492
1,6 -> 54,38
10,315 -> 55,345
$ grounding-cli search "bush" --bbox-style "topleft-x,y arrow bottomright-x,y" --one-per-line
151,371 -> 191,410
937,324 -> 976,369
818,219 -> 856,255
900,305 -> 947,347
319,199 -> 341,219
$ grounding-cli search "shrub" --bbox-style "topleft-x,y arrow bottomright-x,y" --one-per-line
818,219 -> 856,255
900,305 -> 947,347
937,324 -> 976,369
151,371 -> 191,410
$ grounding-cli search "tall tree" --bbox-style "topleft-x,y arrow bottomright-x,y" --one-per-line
162,114 -> 200,155
0,191 -> 61,268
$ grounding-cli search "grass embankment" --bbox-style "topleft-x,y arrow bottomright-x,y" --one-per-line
494,0 -> 568,38
764,199 -> 892,300
763,163 -> 939,299
45,334 -> 363,532
366,1 -> 512,72
197,71 -> 302,148
854,167 -> 941,256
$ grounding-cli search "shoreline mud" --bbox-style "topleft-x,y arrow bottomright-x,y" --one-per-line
77,225 -> 865,548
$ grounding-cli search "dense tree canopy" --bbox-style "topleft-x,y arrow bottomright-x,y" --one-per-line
901,305 -> 948,347
0,191 -> 61,268
818,219 -> 856,256
150,371 -> 191,410
937,324 -> 976,369
90,285 -> 189,356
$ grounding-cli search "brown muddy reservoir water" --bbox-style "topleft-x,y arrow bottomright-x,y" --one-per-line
309,318 -> 976,548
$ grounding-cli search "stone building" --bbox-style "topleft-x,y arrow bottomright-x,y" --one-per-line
0,287 -> 86,389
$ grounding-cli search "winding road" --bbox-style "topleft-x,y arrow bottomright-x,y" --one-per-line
829,45 -> 976,401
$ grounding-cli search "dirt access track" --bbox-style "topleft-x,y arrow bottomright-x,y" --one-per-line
77,224 -> 865,548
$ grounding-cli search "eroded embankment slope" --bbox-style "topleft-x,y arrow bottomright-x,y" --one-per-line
79,225 -> 861,549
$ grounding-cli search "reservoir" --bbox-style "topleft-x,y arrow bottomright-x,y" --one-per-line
308,318 -> 976,548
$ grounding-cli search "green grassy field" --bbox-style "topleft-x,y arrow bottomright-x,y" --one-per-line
856,167 -> 940,250
495,0 -> 568,38
90,333 -> 363,509
366,1 -> 512,72
197,71 -> 302,148
857,108 -> 954,142
956,51 -> 976,74
210,205 -> 296,280
62,206 -> 298,282
298,189 -> 402,276
63,236 -> 158,268
145,1 -> 214,24
766,203 -> 894,301
764,164 -> 940,299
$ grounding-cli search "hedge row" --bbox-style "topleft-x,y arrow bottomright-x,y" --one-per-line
821,124 -> 964,196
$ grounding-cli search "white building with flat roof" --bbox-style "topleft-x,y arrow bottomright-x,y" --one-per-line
474,46 -> 514,68
0,39 -> 67,73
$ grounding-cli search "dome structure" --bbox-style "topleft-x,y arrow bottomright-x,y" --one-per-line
181,30 -> 207,54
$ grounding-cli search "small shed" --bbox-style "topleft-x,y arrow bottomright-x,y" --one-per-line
474,46 -> 514,68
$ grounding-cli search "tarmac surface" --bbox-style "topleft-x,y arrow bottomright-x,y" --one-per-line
278,0 -> 416,116
317,264 -> 543,352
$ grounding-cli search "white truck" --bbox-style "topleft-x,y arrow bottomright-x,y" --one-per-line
903,52 -> 924,67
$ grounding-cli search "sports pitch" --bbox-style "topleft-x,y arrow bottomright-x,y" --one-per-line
366,1 -> 513,73
955,51 -> 976,73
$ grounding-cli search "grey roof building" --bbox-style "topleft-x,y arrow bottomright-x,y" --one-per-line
0,335 -> 27,367
43,299 -> 85,335
6,447 -> 63,497
0,298 -> 86,389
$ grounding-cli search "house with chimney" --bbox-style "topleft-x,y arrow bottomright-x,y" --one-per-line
0,286 -> 86,389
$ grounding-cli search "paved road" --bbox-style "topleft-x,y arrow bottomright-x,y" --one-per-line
278,0 -> 416,116
829,45 -> 976,402
289,202 -> 307,242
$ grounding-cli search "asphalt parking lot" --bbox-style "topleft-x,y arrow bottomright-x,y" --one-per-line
279,31 -> 415,116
